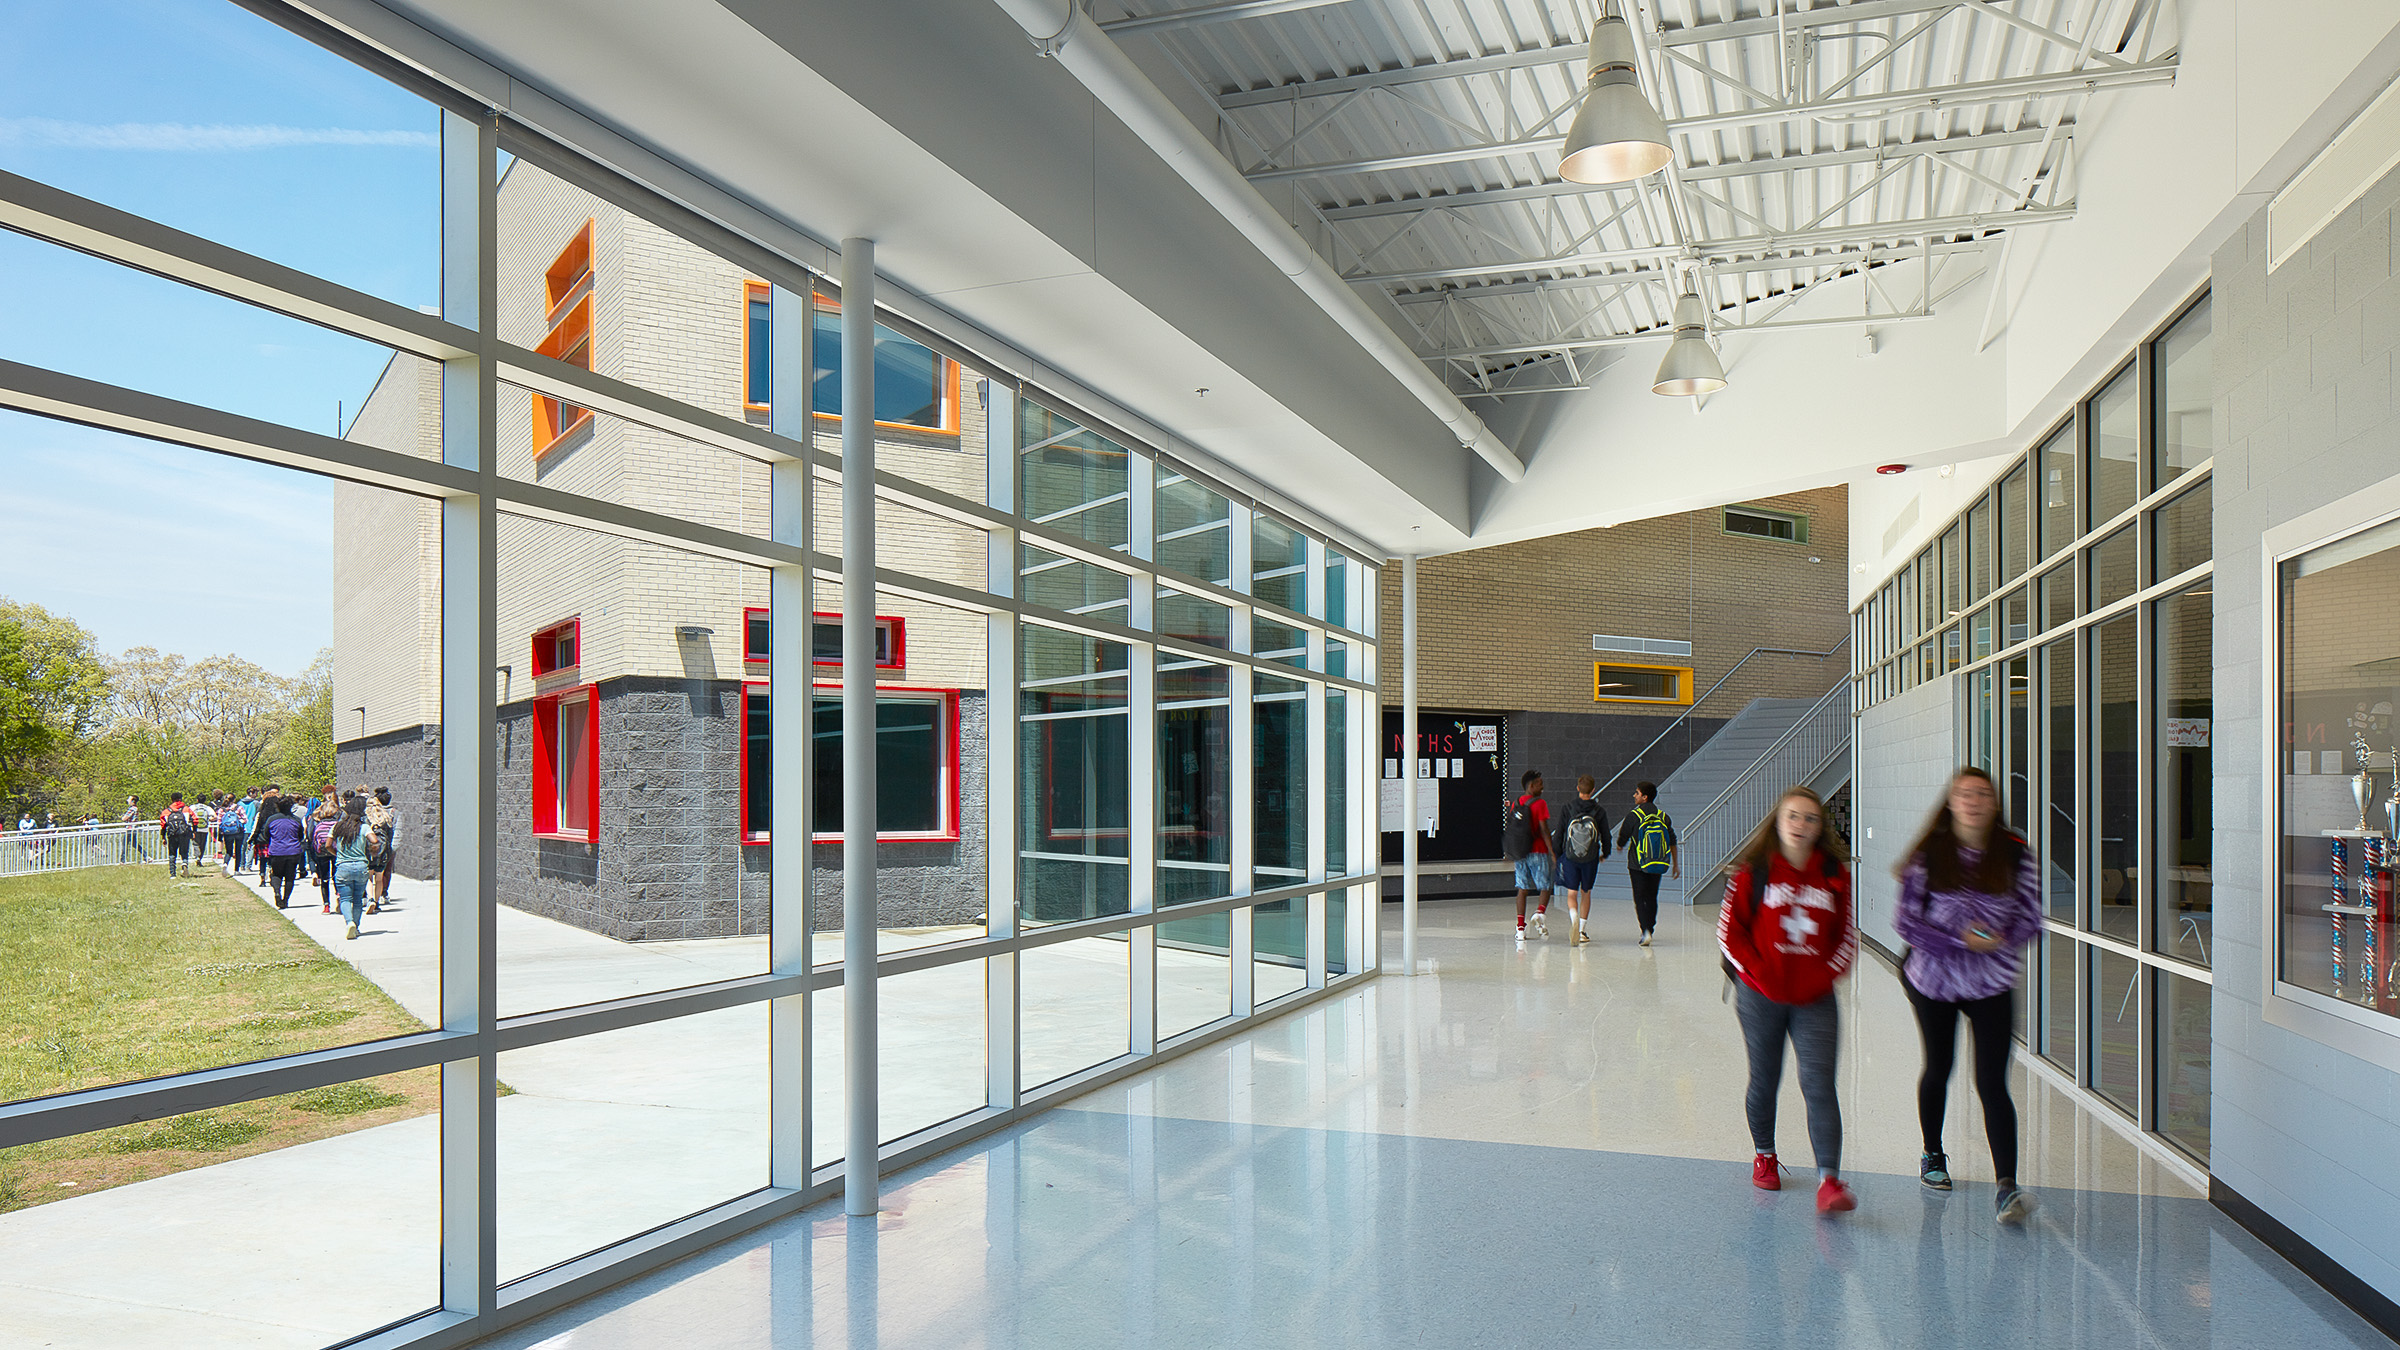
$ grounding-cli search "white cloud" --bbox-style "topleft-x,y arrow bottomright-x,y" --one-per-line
0,118 -> 436,152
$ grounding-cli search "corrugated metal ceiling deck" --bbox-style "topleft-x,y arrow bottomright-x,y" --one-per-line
1104,0 -> 2178,395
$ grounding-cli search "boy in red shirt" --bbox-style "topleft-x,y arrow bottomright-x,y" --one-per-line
1716,785 -> 1857,1214
1510,769 -> 1554,941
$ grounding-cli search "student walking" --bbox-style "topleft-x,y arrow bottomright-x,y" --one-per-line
308,802 -> 341,913
1717,785 -> 1857,1215
259,794 -> 309,908
366,787 -> 397,912
1504,769 -> 1555,942
1616,781 -> 1678,946
331,801 -> 377,941
118,796 -> 153,862
216,794 -> 248,874
160,793 -> 196,876
1550,775 -> 1611,946
1893,767 -> 2045,1225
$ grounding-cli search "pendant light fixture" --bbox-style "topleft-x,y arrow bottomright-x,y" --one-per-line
1559,4 -> 1673,185
1652,290 -> 1727,397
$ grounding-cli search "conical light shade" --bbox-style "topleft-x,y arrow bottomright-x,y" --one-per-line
1652,292 -> 1727,396
1559,15 -> 1671,185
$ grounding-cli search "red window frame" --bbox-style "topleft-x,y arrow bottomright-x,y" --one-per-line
530,617 -> 581,678
742,605 -> 771,666
532,684 -> 599,842
737,680 -> 960,845
534,221 -> 596,459
809,612 -> 905,669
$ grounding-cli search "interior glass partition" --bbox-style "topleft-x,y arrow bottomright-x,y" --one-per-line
1853,290 -> 2214,1168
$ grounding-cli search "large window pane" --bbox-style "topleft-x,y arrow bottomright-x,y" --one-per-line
2158,969 -> 2211,1159
2038,424 -> 2079,559
811,305 -> 954,431
1020,403 -> 1131,552
1019,626 -> 1128,926
497,1005 -> 765,1284
2041,931 -> 2079,1070
2157,588 -> 2212,966
1157,912 -> 1234,1039
2,0 -> 437,307
0,416 -> 445,1103
1255,675 -> 1307,886
2155,295 -> 2212,491
2090,946 -> 2139,1116
1940,522 -> 1963,625
2005,654 -> 2033,834
2153,480 -> 2211,583
1326,688 -> 1350,879
1156,465 -> 1231,586
1967,497 -> 1994,603
1160,660 -> 1232,906
2000,462 -> 2031,583
2039,563 -> 2074,633
2090,614 -> 2138,943
2044,638 -> 2077,922
1253,512 -> 1308,614
0,1073 -> 435,1345
1254,901 -> 1308,1006
2277,521 -> 2400,1015
2089,363 -> 2140,528
1021,938 -> 1131,1089
2091,524 -> 2137,613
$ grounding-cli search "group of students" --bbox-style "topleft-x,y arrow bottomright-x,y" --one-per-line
1715,767 -> 2042,1225
152,785 -> 400,941
1502,770 -> 1681,947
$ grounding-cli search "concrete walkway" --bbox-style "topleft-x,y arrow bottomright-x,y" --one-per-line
0,861 -> 1282,1349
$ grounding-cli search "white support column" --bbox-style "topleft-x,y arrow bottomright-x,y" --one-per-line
839,239 -> 879,1216
1401,554 -> 1419,977
1126,458 -> 1159,1056
767,280 -> 813,1189
1303,538 -> 1327,989
1225,501 -> 1254,1015
985,380 -> 1021,1104
436,107 -> 497,1321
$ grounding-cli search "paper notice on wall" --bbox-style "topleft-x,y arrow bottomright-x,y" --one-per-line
1468,725 -> 1498,752
2288,775 -> 2363,834
1379,779 -> 1441,833
1433,759 -> 1449,778
2295,751 -> 2314,775
1384,758 -> 1399,779
1452,758 -> 1465,778
2166,718 -> 2210,748
1417,758 -> 1434,778
2323,750 -> 2346,775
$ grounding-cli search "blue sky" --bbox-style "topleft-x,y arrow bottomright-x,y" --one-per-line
0,0 -> 440,679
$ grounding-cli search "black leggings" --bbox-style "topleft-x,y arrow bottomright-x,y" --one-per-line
1906,980 -> 2018,1181
269,855 -> 303,906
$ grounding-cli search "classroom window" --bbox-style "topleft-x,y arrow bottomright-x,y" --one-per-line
807,613 -> 904,669
532,686 -> 597,842
1592,663 -> 1691,704
530,618 -> 580,678
741,686 -> 956,843
810,302 -> 957,432
1723,504 -> 1808,542
742,280 -> 771,411
533,221 -> 595,457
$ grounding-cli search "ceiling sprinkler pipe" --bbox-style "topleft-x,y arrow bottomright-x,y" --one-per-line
991,0 -> 1527,484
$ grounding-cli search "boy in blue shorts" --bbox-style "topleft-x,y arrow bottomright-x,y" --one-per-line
1551,774 -> 1612,945
1510,770 -> 1554,942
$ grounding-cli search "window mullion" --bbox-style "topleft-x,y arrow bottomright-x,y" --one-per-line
767,278 -> 814,1189
985,378 -> 1022,1105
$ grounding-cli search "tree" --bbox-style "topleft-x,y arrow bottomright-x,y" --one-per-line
273,649 -> 336,793
0,599 -> 110,815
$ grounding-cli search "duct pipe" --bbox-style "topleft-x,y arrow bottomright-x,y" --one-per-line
993,0 -> 1526,483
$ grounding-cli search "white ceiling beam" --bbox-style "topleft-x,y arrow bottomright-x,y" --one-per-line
1357,204 -> 2064,284
1316,127 -> 2051,220
1101,0 -> 1355,38
1243,59 -> 2172,183
1386,240 -> 1990,304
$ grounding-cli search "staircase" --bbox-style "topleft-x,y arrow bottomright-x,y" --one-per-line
1661,682 -> 1853,903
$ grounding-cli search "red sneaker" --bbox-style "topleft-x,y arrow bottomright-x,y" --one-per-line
1751,1153 -> 1781,1191
1816,1177 -> 1857,1214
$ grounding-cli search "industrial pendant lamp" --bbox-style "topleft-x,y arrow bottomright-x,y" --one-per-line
1558,5 -> 1673,184
1652,291 -> 1727,396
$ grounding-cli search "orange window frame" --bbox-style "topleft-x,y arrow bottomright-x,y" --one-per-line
809,294 -> 962,436
742,280 -> 772,415
535,221 -> 596,460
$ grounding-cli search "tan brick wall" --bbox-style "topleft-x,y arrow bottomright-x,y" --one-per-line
333,355 -> 442,738
1377,485 -> 1851,714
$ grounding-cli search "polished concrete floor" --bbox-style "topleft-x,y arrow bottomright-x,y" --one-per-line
477,897 -> 2395,1350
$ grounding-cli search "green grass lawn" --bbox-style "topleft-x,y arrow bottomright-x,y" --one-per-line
0,864 -> 438,1213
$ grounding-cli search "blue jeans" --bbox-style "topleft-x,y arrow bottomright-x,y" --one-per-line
334,862 -> 371,929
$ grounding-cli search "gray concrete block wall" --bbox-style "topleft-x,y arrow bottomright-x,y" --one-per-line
1504,709 -> 1730,824
1852,678 -> 1955,953
334,724 -> 442,883
2212,163 -> 2400,1311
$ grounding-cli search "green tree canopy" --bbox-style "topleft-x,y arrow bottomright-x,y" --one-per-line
0,599 -> 110,815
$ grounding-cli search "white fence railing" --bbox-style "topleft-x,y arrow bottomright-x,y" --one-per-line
1677,680 -> 1854,902
0,823 -> 168,878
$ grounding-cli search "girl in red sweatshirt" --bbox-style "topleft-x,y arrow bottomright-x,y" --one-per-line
1716,785 -> 1857,1214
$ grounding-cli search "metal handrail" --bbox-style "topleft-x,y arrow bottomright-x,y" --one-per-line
1678,677 -> 1855,897
1594,635 -> 1852,796
0,822 -> 167,877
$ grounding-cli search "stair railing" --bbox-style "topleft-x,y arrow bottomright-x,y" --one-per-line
1593,636 -> 1852,797
1675,676 -> 1855,902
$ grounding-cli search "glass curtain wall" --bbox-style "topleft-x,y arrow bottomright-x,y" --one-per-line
1853,292 -> 2214,1165
0,8 -> 1384,1347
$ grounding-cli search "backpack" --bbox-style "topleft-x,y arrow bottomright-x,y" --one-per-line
1629,805 -> 1673,873
311,818 -> 337,853
1502,796 -> 1538,860
1562,808 -> 1602,862
162,808 -> 193,842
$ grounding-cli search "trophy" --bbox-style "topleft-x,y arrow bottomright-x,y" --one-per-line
2355,731 -> 2375,833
